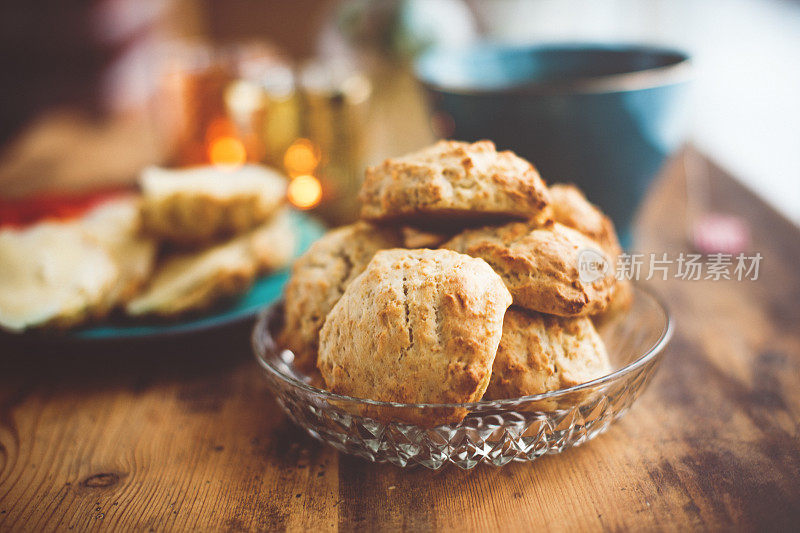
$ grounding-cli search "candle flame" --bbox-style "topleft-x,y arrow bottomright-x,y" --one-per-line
209,136 -> 247,169
283,138 -> 320,177
287,175 -> 322,209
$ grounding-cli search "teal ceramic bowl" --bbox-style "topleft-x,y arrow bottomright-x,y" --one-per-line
415,43 -> 691,246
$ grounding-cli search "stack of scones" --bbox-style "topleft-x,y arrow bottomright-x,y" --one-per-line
279,140 -> 632,424
0,164 -> 295,331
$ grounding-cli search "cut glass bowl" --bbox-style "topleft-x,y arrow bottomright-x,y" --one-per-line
252,285 -> 671,470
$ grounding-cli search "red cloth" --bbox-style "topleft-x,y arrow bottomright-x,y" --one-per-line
0,188 -> 131,228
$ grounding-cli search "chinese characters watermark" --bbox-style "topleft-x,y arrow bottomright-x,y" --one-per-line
579,249 -> 762,282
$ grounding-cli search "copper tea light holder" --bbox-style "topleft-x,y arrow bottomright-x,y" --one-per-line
157,41 -> 372,222
298,61 -> 372,223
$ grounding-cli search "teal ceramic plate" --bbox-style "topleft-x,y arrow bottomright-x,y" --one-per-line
42,212 -> 323,342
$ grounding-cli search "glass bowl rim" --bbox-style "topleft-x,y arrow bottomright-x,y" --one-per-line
252,283 -> 672,410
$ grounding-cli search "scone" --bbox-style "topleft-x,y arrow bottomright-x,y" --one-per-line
549,184 -> 633,322
359,140 -> 550,226
81,196 -> 158,306
317,248 -> 512,426
126,235 -> 257,318
249,208 -> 297,273
140,164 -> 287,245
279,222 -> 402,372
593,276 -> 634,327
549,184 -> 620,255
0,222 -> 118,332
126,210 -> 298,318
484,307 -> 612,400
442,220 -> 616,316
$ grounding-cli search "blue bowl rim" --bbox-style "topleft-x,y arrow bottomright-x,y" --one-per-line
414,41 -> 692,95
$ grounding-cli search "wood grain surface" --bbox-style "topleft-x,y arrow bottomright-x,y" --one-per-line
1,152 -> 799,532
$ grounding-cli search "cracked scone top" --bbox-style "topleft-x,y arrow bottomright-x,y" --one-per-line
443,220 -> 616,316
317,249 -> 512,424
484,307 -> 611,400
279,222 -> 402,372
548,184 -> 633,322
358,140 -> 550,224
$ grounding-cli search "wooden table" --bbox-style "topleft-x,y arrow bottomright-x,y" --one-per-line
1,151 -> 799,531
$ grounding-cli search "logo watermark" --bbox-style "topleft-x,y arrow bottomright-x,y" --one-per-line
578,248 -> 610,283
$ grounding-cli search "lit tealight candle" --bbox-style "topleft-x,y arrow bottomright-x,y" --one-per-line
283,138 -> 320,177
209,137 -> 247,169
287,174 -> 322,210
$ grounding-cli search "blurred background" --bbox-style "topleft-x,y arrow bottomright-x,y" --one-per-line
0,0 -> 798,227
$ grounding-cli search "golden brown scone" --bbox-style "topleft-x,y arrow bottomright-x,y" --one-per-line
442,220 -> 616,316
548,184 -> 633,322
248,208 -> 297,274
548,184 -> 621,254
126,211 -> 298,318
592,277 -> 634,327
359,140 -> 550,225
81,196 -> 158,306
125,235 -> 257,318
279,222 -> 402,372
484,307 -> 612,400
0,222 -> 118,332
140,164 -> 286,246
318,249 -> 512,426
